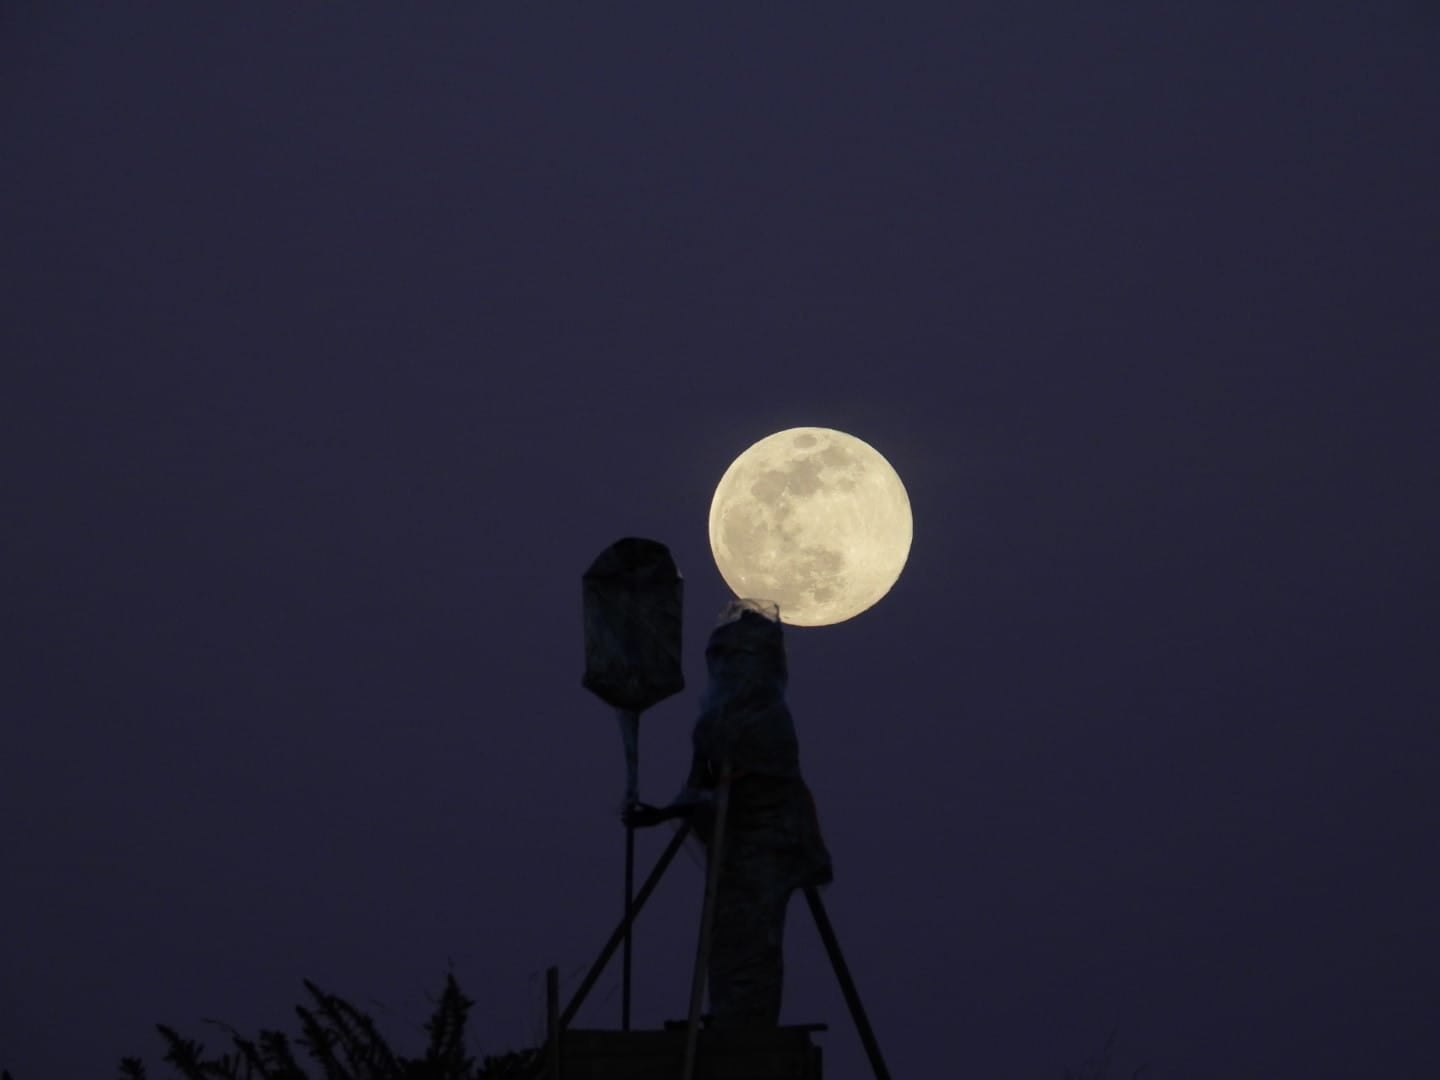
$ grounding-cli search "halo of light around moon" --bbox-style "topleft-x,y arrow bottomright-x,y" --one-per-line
708,427 -> 913,627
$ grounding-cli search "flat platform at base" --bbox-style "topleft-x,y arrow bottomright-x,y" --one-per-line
559,1024 -> 824,1080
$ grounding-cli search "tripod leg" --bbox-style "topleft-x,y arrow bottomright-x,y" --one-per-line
560,821 -> 691,1030
802,885 -> 891,1080
682,764 -> 732,1080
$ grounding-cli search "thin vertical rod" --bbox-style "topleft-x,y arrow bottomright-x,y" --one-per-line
617,709 -> 641,1031
560,822 -> 691,1030
682,760 -> 731,1080
802,885 -> 891,1080
545,966 -> 560,1080
623,822 -> 634,1029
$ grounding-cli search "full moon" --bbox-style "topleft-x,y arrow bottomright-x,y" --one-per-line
708,427 -> 913,627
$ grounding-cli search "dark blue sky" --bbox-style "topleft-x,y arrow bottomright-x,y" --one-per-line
3,5 -> 1436,1078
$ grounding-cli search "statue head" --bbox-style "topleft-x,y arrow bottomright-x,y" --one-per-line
704,598 -> 787,695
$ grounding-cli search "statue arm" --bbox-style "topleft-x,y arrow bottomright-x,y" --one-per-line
623,743 -> 715,828
663,746 -> 715,819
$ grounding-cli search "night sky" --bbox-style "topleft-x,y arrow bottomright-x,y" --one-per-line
3,6 -> 1437,1078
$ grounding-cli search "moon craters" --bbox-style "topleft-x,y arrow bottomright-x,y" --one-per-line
709,427 -> 911,627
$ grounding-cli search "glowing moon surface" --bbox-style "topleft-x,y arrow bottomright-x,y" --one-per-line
708,427 -> 913,627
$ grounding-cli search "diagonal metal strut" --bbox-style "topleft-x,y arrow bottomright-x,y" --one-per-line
803,884 -> 891,1080
560,821 -> 692,1030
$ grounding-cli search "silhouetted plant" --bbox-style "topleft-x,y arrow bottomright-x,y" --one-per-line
3,987 -> 1156,1078
112,972 -> 539,1079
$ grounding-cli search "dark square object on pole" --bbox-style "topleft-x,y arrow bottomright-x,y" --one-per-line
582,537 -> 685,713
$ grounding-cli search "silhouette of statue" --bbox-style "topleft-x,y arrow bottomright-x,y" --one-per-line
624,599 -> 833,1027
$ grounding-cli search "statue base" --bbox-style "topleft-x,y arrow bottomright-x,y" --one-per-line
557,1023 -> 825,1080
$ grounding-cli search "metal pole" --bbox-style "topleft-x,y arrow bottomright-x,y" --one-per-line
617,708 -> 640,1031
623,817 -> 634,1030
545,966 -> 560,1080
560,822 -> 691,1030
802,885 -> 891,1080
682,760 -> 731,1080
